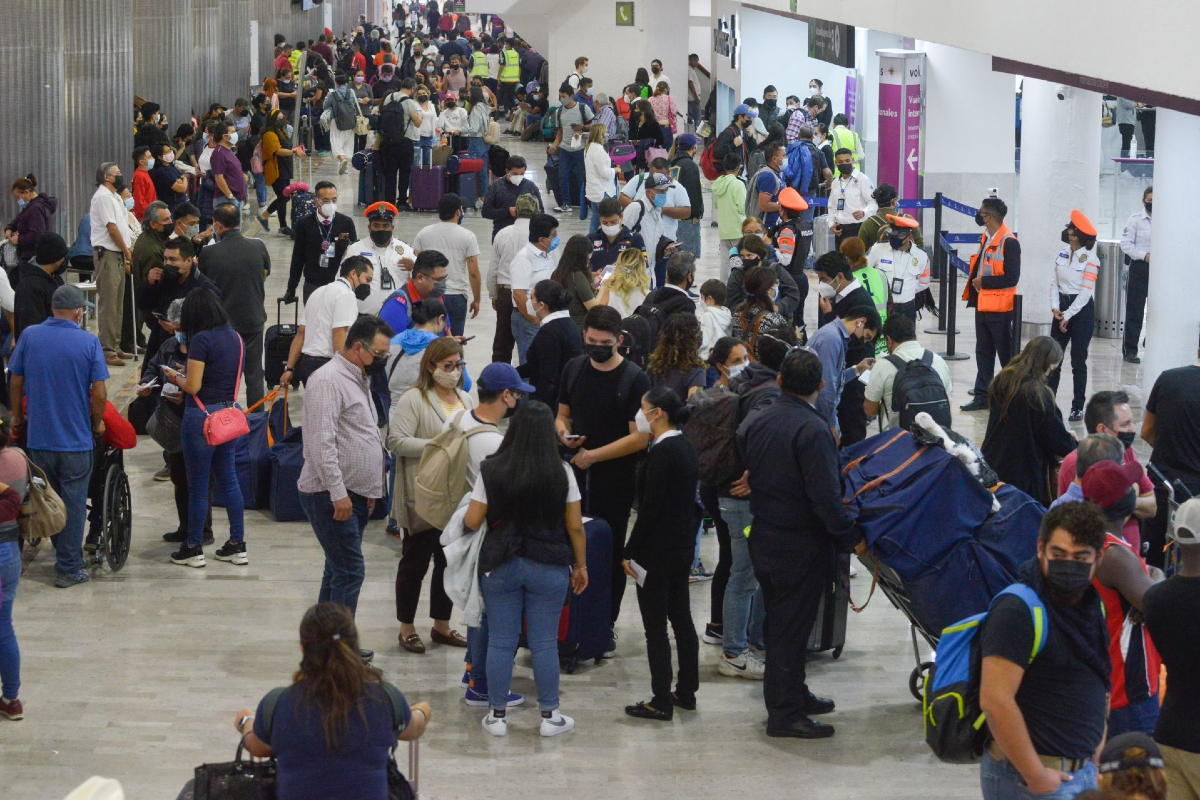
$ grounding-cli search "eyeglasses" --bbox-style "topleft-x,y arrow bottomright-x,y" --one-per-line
438,361 -> 465,372
366,346 -> 389,359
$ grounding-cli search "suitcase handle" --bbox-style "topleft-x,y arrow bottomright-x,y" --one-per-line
278,297 -> 299,327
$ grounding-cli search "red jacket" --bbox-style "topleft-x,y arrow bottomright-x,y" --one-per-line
132,169 -> 157,221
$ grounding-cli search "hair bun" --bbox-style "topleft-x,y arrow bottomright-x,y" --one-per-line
25,174 -> 36,188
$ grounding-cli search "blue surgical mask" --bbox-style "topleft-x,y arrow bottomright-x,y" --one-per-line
652,193 -> 667,208
175,331 -> 188,345
16,200 -> 27,210
146,158 -> 156,170
124,196 -> 135,211
586,87 -> 593,96
549,235 -> 560,251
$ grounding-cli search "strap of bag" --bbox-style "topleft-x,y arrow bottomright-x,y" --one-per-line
258,686 -> 289,742
191,334 -> 244,416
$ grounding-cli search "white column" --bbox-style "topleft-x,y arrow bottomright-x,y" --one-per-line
1015,79 -> 1101,326
1141,109 -> 1200,395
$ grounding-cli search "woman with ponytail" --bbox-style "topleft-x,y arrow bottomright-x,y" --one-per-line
233,603 -> 431,800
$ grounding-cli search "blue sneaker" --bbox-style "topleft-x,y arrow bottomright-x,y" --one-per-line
464,685 -> 524,708
462,669 -> 470,687
54,570 -> 91,588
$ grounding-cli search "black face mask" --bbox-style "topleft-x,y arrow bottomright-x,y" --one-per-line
887,235 -> 906,250
369,229 -> 392,246
164,265 -> 181,280
503,393 -> 524,419
1060,227 -> 1073,244
1144,202 -> 1152,214
764,99 -> 777,108
741,119 -> 753,129
974,211 -> 986,227
1117,430 -> 1136,449
741,257 -> 760,269
1044,558 -> 1093,600
586,344 -> 615,364
364,354 -> 388,376
837,163 -> 853,176
354,283 -> 371,301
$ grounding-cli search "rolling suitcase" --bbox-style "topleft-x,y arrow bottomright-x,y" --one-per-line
454,172 -> 478,207
264,299 -> 298,389
356,151 -> 382,206
559,517 -> 613,672
811,214 -> 835,260
410,165 -> 446,211
807,551 -> 849,657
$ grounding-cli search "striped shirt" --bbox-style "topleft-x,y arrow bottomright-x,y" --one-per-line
297,354 -> 384,500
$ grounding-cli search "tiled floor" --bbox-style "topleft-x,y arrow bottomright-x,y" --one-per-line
4,139 -> 1150,799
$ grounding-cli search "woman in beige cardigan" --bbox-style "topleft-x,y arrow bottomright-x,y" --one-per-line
387,337 -> 477,654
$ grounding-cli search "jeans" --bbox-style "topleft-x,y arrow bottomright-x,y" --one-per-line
0,539 -> 21,699
29,449 -> 93,576
980,752 -> 1097,800
676,217 -> 701,259
167,450 -> 212,536
418,135 -> 436,168
181,405 -> 244,547
1107,693 -> 1161,737
466,137 -> 490,196
253,172 -> 268,206
588,200 -> 602,235
511,311 -> 539,366
722,499 -> 765,655
687,100 -> 700,130
442,293 -> 468,337
558,148 -> 585,209
301,490 -> 369,616
482,556 -> 570,712
466,614 -> 491,687
636,565 -> 699,709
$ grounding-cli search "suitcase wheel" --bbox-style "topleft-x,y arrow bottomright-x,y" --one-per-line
831,645 -> 843,660
909,661 -> 934,702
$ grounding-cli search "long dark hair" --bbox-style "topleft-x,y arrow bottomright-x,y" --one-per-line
634,67 -> 650,86
550,234 -> 591,286
480,401 -> 568,525
738,265 -> 777,318
988,335 -> 1063,422
179,287 -> 229,337
648,313 -> 704,377
293,603 -> 383,751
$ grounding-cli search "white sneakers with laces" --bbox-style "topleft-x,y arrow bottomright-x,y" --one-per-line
718,651 -> 766,680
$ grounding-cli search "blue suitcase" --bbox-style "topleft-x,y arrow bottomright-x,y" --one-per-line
410,165 -> 445,211
214,396 -> 289,510
269,426 -> 307,522
454,172 -> 478,207
560,517 -> 613,672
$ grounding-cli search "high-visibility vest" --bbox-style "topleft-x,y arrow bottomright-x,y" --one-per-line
854,264 -> 890,355
963,223 -> 1018,313
470,50 -> 488,79
829,126 -> 861,169
499,49 -> 520,83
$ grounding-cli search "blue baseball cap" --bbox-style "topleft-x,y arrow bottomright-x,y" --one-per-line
733,103 -> 751,117
477,362 -> 535,394
676,133 -> 698,149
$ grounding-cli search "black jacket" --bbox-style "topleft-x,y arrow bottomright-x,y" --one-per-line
982,385 -> 1076,506
713,123 -> 752,169
13,261 -> 63,340
287,212 -> 358,296
519,316 -> 583,410
624,434 -> 700,572
138,267 -> 221,371
670,154 -> 703,219
480,178 -> 543,240
725,259 -> 800,319
197,230 -> 270,331
648,285 -> 696,318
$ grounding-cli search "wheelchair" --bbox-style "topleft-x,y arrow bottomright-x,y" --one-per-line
85,446 -> 132,572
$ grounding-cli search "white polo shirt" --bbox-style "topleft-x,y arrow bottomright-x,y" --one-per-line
346,236 -> 416,315
89,185 -> 128,252
509,242 -> 555,316
622,176 -> 689,239
300,278 -> 360,358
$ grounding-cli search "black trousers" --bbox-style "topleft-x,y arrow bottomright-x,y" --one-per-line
1049,296 -> 1094,412
379,139 -> 416,207
578,467 -> 636,626
491,286 -> 515,363
699,483 -> 731,626
1124,260 -> 1149,357
395,527 -> 452,623
892,299 -> 917,324
782,251 -> 811,334
239,327 -> 265,409
971,310 -> 1015,398
295,353 -> 331,387
636,564 -> 700,709
265,177 -> 290,229
1118,123 -> 1135,156
749,534 -> 830,726
837,381 -> 868,448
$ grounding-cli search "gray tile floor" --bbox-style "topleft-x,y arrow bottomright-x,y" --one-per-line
5,140 -> 1148,799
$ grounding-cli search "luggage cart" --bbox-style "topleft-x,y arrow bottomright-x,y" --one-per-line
1148,462 -> 1195,574
857,552 -> 939,701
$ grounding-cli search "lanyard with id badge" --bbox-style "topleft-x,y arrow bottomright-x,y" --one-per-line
319,223 -> 335,270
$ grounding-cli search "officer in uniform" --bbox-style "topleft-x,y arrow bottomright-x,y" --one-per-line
1049,210 -> 1100,421
961,197 -> 1021,412
349,202 -> 416,315
868,215 -> 929,324
497,38 -> 522,112
769,187 -> 811,331
469,40 -> 490,83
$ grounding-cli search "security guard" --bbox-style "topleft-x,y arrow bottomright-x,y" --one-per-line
469,40 -> 489,80
770,187 -> 811,331
1049,210 -> 1100,421
349,202 -> 416,315
847,241 -> 889,357
498,38 -> 522,111
961,197 -> 1021,412
868,215 -> 929,324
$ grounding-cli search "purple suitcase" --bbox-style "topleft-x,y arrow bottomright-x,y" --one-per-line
410,165 -> 446,211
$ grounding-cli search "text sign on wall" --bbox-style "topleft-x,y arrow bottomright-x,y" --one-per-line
713,14 -> 739,70
844,75 -> 858,128
877,53 -> 924,200
808,18 -> 855,68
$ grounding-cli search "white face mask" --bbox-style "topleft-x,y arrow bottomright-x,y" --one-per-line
228,131 -> 238,145
320,202 -> 337,219
600,223 -> 621,237
634,408 -> 652,434
163,152 -> 175,164
146,158 -> 156,170
726,361 -> 748,381
508,173 -> 524,186
816,281 -> 837,299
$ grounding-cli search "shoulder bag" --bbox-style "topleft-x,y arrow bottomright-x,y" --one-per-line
194,334 -> 251,446
14,447 -> 66,541
354,90 -> 372,137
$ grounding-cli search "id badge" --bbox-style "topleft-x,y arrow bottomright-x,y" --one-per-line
837,199 -> 845,211
320,240 -> 331,253
891,277 -> 904,295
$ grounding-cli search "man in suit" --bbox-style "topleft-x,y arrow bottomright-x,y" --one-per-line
283,181 -> 358,303
198,203 -> 271,406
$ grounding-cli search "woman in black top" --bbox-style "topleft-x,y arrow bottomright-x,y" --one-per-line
647,313 -> 706,399
163,287 -> 249,569
464,401 -> 588,738
629,99 -> 663,171
149,142 -> 188,211
523,280 -> 583,409
623,387 -> 701,720
550,235 -> 598,331
982,336 -> 1077,506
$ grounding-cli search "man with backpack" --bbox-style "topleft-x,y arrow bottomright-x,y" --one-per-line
620,172 -> 676,288
977,502 -> 1111,799
547,82 -> 594,214
375,77 -> 424,211
863,315 -> 952,431
747,143 -> 786,230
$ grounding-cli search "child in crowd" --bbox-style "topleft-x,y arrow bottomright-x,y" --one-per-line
698,279 -> 732,365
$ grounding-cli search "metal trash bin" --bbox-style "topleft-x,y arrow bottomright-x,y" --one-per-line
1094,239 -> 1126,339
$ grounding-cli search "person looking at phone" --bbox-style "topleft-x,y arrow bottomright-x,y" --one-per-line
138,236 -> 220,373
586,197 -> 646,276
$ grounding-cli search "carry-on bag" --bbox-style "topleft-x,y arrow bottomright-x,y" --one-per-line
269,425 -> 306,522
410,165 -> 446,211
807,551 -> 849,657
264,298 -> 299,389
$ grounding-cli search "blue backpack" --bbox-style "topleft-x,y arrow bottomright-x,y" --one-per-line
922,583 -> 1048,763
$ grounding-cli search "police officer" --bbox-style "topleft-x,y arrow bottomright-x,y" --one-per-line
868,215 -> 929,324
1049,210 -> 1100,421
347,202 -> 417,316
960,197 -> 1021,412
1119,186 -> 1152,363
769,187 -> 811,331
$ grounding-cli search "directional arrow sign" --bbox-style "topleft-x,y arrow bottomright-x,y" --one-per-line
907,149 -> 918,171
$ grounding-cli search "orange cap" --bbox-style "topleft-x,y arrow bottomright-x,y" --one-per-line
365,201 -> 400,221
1070,209 -> 1096,237
778,187 -> 808,212
885,214 -> 919,229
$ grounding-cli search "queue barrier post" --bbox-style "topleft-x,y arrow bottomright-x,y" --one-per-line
1011,294 -> 1024,355
926,192 -> 949,334
938,232 -> 970,362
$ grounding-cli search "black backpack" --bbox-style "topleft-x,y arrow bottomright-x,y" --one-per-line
620,304 -> 664,370
885,350 -> 951,430
377,93 -> 410,145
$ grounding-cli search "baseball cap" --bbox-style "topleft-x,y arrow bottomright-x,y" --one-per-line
676,133 -> 697,150
1070,209 -> 1097,237
1081,460 -> 1144,517
1173,497 -> 1200,546
778,187 -> 808,212
477,363 -> 535,394
733,103 -> 751,117
646,173 -> 674,191
1098,732 -> 1165,774
51,284 -> 87,310
515,193 -> 541,218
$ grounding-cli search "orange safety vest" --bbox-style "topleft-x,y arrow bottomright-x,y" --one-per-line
963,223 -> 1018,313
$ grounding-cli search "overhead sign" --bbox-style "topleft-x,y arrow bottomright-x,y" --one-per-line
877,52 -> 925,202
713,14 -> 740,70
808,18 -> 855,68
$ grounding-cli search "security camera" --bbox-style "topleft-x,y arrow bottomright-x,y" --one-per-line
986,187 -> 999,197
1055,84 -> 1069,100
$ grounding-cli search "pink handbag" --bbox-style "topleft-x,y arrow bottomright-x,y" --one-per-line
194,335 -> 250,446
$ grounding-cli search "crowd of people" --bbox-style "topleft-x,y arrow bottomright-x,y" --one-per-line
0,6 -> 1196,800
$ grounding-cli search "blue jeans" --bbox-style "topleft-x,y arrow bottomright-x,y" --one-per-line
558,148 -> 585,209
662,129 -> 674,151
466,137 -> 490,196
511,312 -> 539,366
301,490 -> 369,616
481,556 -> 570,712
588,200 -> 602,234
182,405 -> 244,547
418,135 -> 436,168
29,448 -> 93,576
0,539 -> 21,699
722,498 -> 765,655
676,217 -> 701,259
253,172 -> 267,206
466,614 -> 496,687
442,293 -> 468,337
980,752 -> 1097,800
1107,693 -> 1161,737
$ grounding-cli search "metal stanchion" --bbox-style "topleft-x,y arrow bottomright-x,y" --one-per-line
938,239 -> 970,361
926,192 -> 951,334
1011,295 -> 1024,355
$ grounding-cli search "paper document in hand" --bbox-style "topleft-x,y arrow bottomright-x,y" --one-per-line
629,560 -> 648,587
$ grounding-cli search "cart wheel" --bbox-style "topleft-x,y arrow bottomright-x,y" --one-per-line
103,464 -> 132,571
831,645 -> 843,659
909,661 -> 934,702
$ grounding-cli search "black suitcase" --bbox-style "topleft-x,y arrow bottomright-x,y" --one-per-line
264,298 -> 299,389
807,552 -> 849,658
356,151 -> 382,207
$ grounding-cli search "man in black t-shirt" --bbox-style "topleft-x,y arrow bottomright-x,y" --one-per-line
555,306 -> 650,656
979,502 -> 1112,800
1142,352 -> 1200,567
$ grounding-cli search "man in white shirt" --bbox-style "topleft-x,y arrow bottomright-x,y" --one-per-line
621,173 -> 676,288
867,215 -> 929,323
686,53 -> 709,131
649,59 -> 671,90
566,56 -> 588,92
509,213 -> 559,365
89,161 -> 134,366
863,315 -> 952,431
412,193 -> 481,336
347,202 -> 415,315
1119,186 -> 1152,363
828,149 -> 877,247
487,194 -> 540,364
281,256 -> 374,387
619,160 -> 691,241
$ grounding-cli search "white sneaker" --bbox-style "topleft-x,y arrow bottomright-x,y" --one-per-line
850,564 -> 859,578
539,710 -> 575,737
718,651 -> 766,680
481,711 -> 507,737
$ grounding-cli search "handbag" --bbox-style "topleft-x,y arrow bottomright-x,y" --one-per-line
354,93 -> 371,137
191,738 -> 277,800
646,146 -> 669,164
484,119 -> 501,145
431,144 -> 451,166
14,447 -> 67,541
147,401 -> 184,454
319,107 -> 334,131
194,335 -> 250,447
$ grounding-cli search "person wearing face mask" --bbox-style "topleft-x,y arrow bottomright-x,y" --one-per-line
378,250 -> 451,342
411,87 -> 438,168
807,303 -> 880,445
412,194 -> 482,335
134,101 -> 170,150
172,201 -> 209,251
127,202 -> 173,349
978,502 -> 1111,800
347,203 -> 416,316
509,213 -> 560,364
862,314 -> 952,432
1119,188 -> 1152,364
386,297 -> 472,403
620,172 -> 678,288
807,79 -> 832,126
1048,211 -> 1100,421
497,39 -> 522,111
731,266 -> 790,363
648,59 -> 670,91
5,174 -> 57,264
13,232 -> 67,340
89,162 -> 134,366
204,120 -> 247,224
580,126 -> 618,234
282,257 -> 374,388
981,336 -> 1077,506
139,235 -> 220,368
827,147 -> 876,247
725,234 -> 801,325
548,82 -> 594,215
148,142 -> 187,212
587,197 -> 647,276
647,251 -> 698,320
130,146 -> 158,222
867,215 -> 929,324
961,196 -> 1021,412
481,154 -> 543,240
713,104 -> 755,182
285,181 -> 358,303
759,85 -> 782,129
768,188 -> 812,331
521,280 -> 583,409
